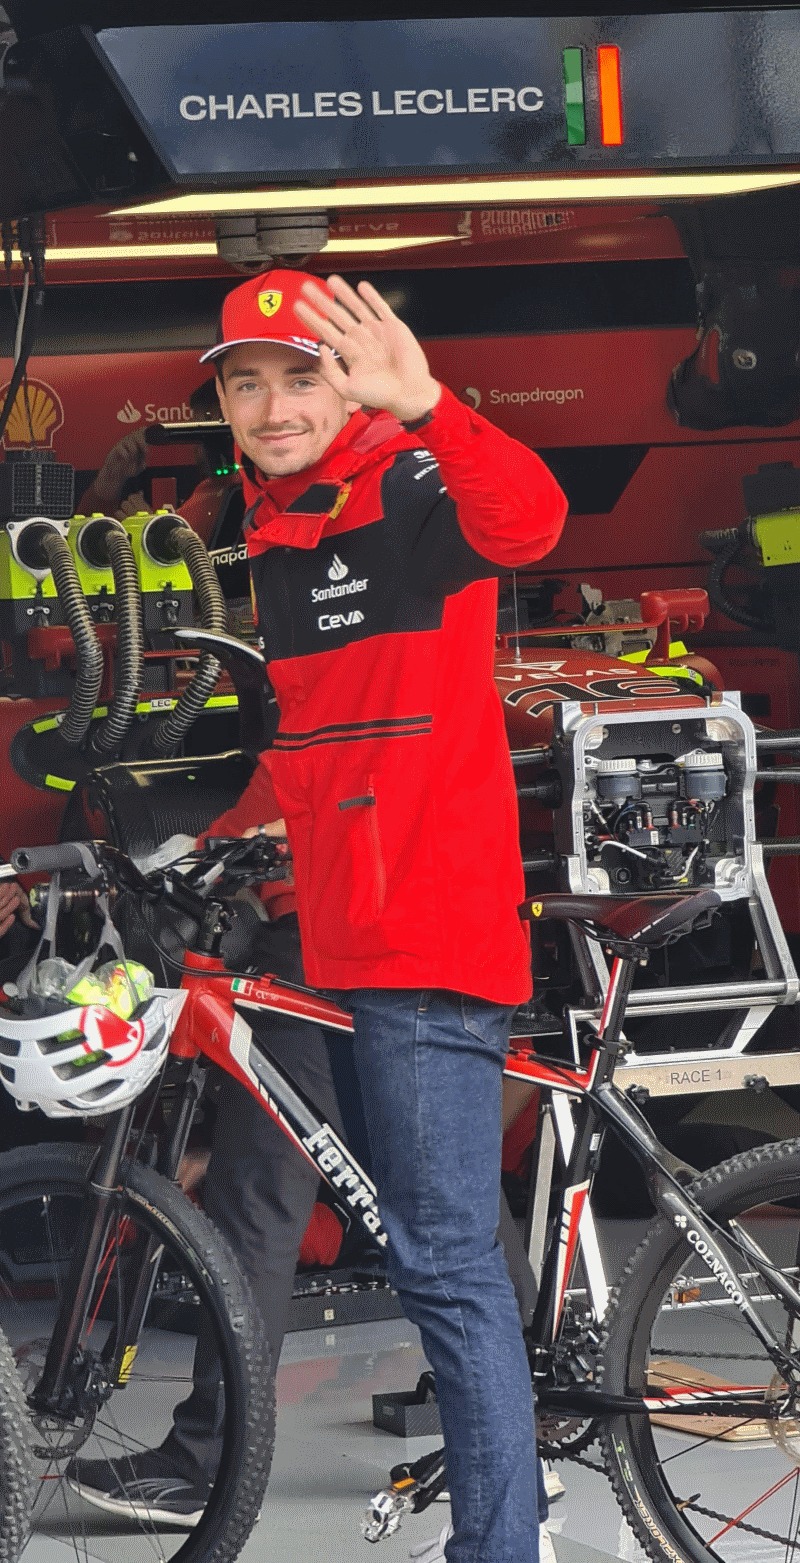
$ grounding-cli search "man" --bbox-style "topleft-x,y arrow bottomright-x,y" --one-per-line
70,265 -> 565,1561
215,268 -> 566,1563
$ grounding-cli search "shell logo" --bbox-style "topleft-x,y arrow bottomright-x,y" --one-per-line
0,379 -> 65,450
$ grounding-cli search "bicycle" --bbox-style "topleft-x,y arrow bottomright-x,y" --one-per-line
3,839 -> 800,1561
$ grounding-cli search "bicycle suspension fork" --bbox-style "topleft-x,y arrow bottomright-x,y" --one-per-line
32,1103 -> 136,1412
97,1056 -> 210,1386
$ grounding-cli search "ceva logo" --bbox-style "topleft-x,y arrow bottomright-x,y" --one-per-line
318,609 -> 364,631
462,387 -> 482,409
328,553 -> 348,581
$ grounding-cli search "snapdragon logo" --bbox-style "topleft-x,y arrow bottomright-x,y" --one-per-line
490,387 -> 584,407
462,387 -> 482,409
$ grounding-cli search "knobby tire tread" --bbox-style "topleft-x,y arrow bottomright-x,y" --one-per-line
0,1327 -> 33,1563
597,1136 -> 800,1563
0,1142 -> 275,1563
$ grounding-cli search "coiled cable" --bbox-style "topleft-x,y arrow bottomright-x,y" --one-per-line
38,530 -> 103,746
698,522 -> 772,632
88,523 -> 144,756
148,523 -> 227,756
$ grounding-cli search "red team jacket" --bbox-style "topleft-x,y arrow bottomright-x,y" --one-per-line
237,384 -> 566,1004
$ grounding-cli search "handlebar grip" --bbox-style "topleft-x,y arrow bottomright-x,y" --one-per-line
11,842 -> 103,878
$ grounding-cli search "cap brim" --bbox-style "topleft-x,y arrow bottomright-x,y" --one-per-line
199,336 -> 321,364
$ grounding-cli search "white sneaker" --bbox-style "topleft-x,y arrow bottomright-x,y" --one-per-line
409,1525 -> 452,1563
409,1522 -> 557,1560
539,1525 -> 558,1562
544,1466 -> 566,1501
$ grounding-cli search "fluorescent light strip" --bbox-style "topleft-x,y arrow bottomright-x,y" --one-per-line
112,170 -> 800,218
12,235 -> 455,262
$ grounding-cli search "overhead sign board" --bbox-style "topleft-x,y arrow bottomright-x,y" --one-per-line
92,13 -> 800,181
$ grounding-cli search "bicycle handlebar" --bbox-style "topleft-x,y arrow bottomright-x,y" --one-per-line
11,842 -> 105,878
12,835 -> 289,898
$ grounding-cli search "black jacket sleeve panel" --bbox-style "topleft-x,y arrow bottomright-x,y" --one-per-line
409,490 -> 505,597
412,384 -> 568,569
387,451 -> 527,599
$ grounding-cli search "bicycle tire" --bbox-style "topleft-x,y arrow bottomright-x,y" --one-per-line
598,1136 -> 800,1563
0,1326 -> 33,1563
0,1142 -> 275,1563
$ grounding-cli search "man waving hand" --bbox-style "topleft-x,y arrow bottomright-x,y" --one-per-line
214,269 -> 567,1563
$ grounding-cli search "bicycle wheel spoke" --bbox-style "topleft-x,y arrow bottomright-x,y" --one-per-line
659,1413 -> 769,1469
600,1144 -> 800,1562
708,1466 -> 800,1544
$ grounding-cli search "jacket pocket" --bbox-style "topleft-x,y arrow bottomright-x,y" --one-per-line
309,779 -> 387,958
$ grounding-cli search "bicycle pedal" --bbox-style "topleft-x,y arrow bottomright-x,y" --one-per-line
361,1484 -> 415,1542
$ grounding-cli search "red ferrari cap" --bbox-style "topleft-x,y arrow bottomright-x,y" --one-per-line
200,269 -> 328,364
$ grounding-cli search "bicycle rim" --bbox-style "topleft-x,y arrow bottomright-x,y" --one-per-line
600,1138 -> 800,1563
0,1143 -> 273,1563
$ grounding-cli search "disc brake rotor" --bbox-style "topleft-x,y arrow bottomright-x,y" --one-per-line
762,1373 -> 800,1468
16,1339 -> 98,1461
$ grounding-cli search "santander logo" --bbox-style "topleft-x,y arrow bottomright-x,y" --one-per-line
328,553 -> 348,582
117,399 -> 142,425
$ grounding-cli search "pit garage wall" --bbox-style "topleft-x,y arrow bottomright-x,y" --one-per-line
3,258 -> 799,920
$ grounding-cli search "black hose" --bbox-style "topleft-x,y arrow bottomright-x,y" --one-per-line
0,219 -> 45,445
89,524 -> 144,757
697,526 -> 742,554
756,769 -> 800,783
511,747 -> 554,769
39,531 -> 103,746
522,851 -> 557,873
150,525 -> 227,756
517,777 -> 563,806
762,839 -> 800,855
756,729 -> 800,751
707,532 -> 771,632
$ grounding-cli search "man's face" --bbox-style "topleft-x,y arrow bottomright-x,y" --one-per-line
216,341 -> 351,477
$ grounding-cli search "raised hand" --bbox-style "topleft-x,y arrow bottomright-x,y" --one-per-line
293,274 -> 441,424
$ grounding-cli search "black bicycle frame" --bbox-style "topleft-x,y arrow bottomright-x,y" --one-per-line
32,949 -> 800,1426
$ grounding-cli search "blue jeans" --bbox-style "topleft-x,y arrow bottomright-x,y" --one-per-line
344,989 -> 543,1563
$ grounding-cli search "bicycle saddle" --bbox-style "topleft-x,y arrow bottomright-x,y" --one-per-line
519,888 -> 721,949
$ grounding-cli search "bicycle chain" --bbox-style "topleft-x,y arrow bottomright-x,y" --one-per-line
547,1422 -> 800,1545
656,1349 -> 767,1363
553,1445 -> 800,1545
681,1498 -> 796,1548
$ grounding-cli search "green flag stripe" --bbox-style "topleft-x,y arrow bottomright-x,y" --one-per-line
562,47 -> 586,145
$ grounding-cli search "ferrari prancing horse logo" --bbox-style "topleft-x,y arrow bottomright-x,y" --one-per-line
258,290 -> 283,318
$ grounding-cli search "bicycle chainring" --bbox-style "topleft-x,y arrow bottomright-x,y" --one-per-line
537,1408 -> 598,1458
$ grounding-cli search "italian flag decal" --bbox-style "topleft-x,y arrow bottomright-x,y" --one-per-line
562,45 -> 624,147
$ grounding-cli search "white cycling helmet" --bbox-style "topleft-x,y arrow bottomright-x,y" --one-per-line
0,991 -> 185,1119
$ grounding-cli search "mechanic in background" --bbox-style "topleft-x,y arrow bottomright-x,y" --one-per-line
78,379 -> 234,538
